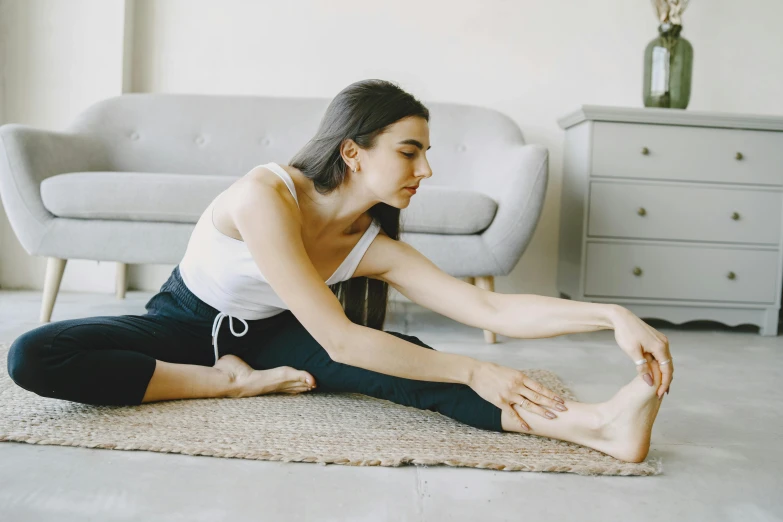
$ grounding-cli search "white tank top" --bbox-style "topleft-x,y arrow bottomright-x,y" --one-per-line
178,162 -> 381,362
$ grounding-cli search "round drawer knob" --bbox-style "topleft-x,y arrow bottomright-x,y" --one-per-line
633,267 -> 643,276
637,207 -> 647,216
641,147 -> 650,155
727,271 -> 736,280
731,212 -> 740,220
735,152 -> 743,160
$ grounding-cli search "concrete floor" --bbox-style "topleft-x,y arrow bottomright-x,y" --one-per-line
0,289 -> 781,521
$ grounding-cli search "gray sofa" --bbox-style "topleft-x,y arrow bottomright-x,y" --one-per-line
0,93 -> 548,342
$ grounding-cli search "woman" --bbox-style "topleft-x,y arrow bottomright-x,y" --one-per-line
7,79 -> 673,463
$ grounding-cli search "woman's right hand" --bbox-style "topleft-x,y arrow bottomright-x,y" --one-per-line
468,361 -> 567,431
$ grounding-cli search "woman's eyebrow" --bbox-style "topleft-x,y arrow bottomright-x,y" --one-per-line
397,139 -> 431,150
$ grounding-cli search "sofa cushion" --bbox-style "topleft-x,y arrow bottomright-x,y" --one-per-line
40,171 -> 498,235
401,185 -> 497,234
41,172 -> 238,224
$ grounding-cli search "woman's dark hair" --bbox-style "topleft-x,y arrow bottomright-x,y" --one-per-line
288,79 -> 429,330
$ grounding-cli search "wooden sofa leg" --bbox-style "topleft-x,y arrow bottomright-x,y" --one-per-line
116,262 -> 128,299
40,257 -> 67,323
473,275 -> 497,344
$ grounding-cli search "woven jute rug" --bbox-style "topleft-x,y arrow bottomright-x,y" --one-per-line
0,345 -> 661,476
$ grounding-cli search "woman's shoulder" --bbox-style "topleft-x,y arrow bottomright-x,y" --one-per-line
239,163 -> 375,236
210,165 -> 301,240
244,163 -> 297,188
237,165 -> 301,211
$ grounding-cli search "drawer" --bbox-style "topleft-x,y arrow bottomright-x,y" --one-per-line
584,242 -> 779,303
588,181 -> 782,244
591,122 -> 783,186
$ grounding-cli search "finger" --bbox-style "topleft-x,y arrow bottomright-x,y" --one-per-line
631,346 -> 655,387
655,343 -> 674,398
646,353 -> 663,393
521,377 -> 567,405
505,403 -> 531,431
646,354 -> 666,401
514,394 -> 558,420
644,339 -> 673,398
516,387 -> 565,416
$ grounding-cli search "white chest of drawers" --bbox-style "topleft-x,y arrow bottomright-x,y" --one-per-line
556,105 -> 783,336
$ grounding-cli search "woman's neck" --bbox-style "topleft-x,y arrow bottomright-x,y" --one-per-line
288,167 -> 375,239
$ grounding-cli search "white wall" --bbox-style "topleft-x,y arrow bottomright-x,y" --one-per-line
0,1 -> 6,125
1,0 -> 782,300
0,0 -> 132,293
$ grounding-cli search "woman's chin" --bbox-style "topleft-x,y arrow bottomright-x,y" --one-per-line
396,198 -> 412,208
388,196 -> 411,208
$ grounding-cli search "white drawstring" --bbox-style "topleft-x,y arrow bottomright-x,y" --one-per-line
211,312 -> 249,364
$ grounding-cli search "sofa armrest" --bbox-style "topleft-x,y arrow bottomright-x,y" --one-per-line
0,124 -> 108,254
475,144 -> 549,274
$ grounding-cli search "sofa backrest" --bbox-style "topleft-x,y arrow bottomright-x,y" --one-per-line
68,93 -> 526,189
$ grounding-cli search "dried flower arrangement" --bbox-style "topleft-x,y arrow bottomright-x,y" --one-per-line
651,0 -> 690,25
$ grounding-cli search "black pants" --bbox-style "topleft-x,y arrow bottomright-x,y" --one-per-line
7,265 -> 503,432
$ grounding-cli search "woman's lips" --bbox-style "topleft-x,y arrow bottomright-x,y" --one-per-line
405,187 -> 417,194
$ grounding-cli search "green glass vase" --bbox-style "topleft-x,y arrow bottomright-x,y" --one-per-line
643,23 -> 693,109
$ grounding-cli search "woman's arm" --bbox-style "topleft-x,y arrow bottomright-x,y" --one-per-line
333,325 -> 480,385
354,233 -> 620,340
486,293 -> 620,339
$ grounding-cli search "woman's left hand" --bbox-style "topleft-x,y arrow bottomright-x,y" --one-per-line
610,306 -> 673,399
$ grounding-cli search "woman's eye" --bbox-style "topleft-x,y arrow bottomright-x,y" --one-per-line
401,152 -> 414,158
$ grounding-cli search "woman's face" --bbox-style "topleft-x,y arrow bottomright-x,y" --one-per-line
361,116 -> 433,207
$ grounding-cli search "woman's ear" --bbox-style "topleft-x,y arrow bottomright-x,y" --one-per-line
340,139 -> 360,172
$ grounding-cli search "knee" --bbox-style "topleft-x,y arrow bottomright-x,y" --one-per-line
7,327 -> 52,392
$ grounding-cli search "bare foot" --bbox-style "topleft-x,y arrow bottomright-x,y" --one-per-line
214,355 -> 316,398
590,356 -> 665,463
500,356 -> 664,464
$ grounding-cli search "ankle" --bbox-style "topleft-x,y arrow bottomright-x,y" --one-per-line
591,402 -> 615,441
216,367 -> 244,398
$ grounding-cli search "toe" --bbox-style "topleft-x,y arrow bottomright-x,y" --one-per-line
301,372 -> 315,387
286,385 -> 312,394
281,367 -> 313,383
